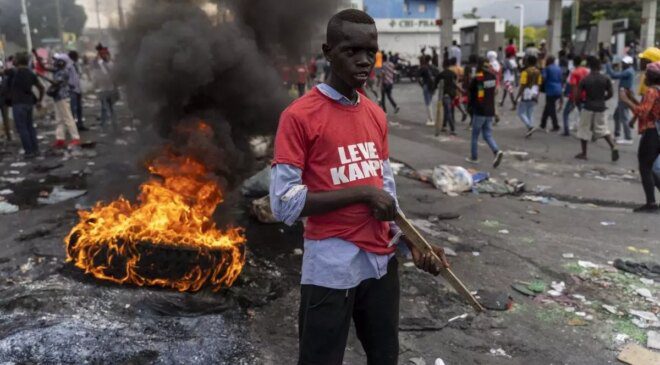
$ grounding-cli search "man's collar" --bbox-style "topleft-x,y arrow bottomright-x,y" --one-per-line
316,83 -> 360,106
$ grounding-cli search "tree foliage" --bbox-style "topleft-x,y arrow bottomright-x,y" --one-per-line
561,1 -> 660,43
0,0 -> 86,48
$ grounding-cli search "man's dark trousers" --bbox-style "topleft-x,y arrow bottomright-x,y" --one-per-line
298,257 -> 399,365
12,104 -> 38,154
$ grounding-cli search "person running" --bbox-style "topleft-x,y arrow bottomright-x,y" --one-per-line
270,10 -> 449,365
436,59 -> 463,134
574,56 -> 618,161
418,55 -> 437,126
540,55 -> 563,131
51,55 -> 81,148
466,57 -> 504,167
515,55 -> 541,137
605,56 -> 635,144
619,61 -> 660,212
500,50 -> 518,110
562,55 -> 590,136
379,54 -> 399,113
7,52 -> 45,157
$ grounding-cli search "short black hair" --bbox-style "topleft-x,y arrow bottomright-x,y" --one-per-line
587,55 -> 600,70
546,55 -> 556,65
573,55 -> 582,66
14,52 -> 29,66
526,55 -> 537,66
443,59 -> 451,68
326,9 -> 375,45
449,57 -> 457,66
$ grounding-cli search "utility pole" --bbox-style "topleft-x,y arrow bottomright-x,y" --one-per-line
117,0 -> 126,29
20,0 -> 33,51
571,0 -> 580,41
515,4 -> 524,51
55,0 -> 64,43
96,0 -> 103,42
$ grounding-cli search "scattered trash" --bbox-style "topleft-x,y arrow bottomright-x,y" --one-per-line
476,290 -> 513,311
115,139 -> 129,146
504,150 -> 529,160
241,166 -> 271,197
409,357 -> 426,365
482,220 -> 501,228
447,313 -> 468,323
521,195 -> 552,204
473,178 -> 525,196
427,212 -> 461,221
10,162 -> 27,167
293,248 -> 303,256
640,278 -> 654,286
602,304 -> 618,315
600,221 -> 616,226
648,331 -> 660,350
37,186 -> 87,205
548,281 -> 565,297
577,260 -> 601,269
562,253 -> 575,259
488,348 -> 511,358
634,288 -> 653,299
614,259 -> 660,280
403,262 -> 416,268
0,201 -> 19,214
443,247 -> 457,257
568,318 -> 587,326
498,229 -> 510,234
617,343 -> 660,365
434,359 -> 446,365
614,333 -> 630,344
0,177 -> 25,184
32,162 -> 64,173
431,165 -> 473,195
472,252 -> 480,257
249,195 -> 277,224
511,283 -> 535,297
526,281 -> 546,293
0,189 -> 13,196
575,311 -> 587,317
629,309 -> 658,323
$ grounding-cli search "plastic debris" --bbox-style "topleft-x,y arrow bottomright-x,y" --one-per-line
476,290 -> 513,311
602,304 -> 618,314
10,162 -> 27,167
482,220 -> 500,228
562,253 -> 575,259
434,359 -> 446,365
293,248 -> 303,256
241,166 -> 271,197
498,229 -> 510,234
640,278 -> 654,286
472,252 -> 480,257
635,288 -> 653,299
613,259 -> 660,280
521,195 -> 552,204
489,348 -> 511,358
0,189 -> 13,196
447,313 -> 468,323
568,318 -> 587,326
0,201 -> 19,214
629,309 -> 659,323
600,221 -> 616,226
577,260 -> 601,269
431,165 -> 473,195
409,357 -> 425,365
249,195 -> 277,224
0,177 -> 25,184
37,186 -> 87,205
648,331 -> 660,350
511,283 -> 535,296
614,333 -> 630,344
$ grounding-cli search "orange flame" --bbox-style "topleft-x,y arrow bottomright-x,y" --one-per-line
65,151 -> 246,292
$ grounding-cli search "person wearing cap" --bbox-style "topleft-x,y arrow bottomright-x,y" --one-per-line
51,54 -> 80,148
620,61 -> 660,213
638,47 -> 660,96
606,55 -> 635,144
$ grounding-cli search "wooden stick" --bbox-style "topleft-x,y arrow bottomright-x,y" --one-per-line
395,210 -> 485,312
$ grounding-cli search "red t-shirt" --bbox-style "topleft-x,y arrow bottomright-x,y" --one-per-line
505,45 -> 517,58
273,87 -> 393,254
296,65 -> 307,84
569,67 -> 590,100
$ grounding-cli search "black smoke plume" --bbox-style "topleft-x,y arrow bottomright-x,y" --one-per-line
115,0 -> 339,188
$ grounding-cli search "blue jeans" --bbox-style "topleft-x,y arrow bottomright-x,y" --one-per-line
562,100 -> 582,135
12,104 -> 39,155
70,92 -> 83,127
100,96 -> 117,130
422,84 -> 433,106
613,100 -> 631,139
517,100 -> 535,129
471,114 -> 499,160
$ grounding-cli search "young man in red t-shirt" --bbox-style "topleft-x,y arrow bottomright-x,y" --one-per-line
271,9 -> 448,365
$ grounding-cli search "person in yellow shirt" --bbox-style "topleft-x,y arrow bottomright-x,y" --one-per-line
638,47 -> 660,96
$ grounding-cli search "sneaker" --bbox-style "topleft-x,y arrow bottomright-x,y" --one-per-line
425,120 -> 435,126
525,127 -> 537,138
633,203 -> 659,213
69,139 -> 81,147
52,140 -> 66,149
465,157 -> 479,164
493,151 -> 504,168
394,106 -> 400,114
611,149 -> 620,162
551,127 -> 561,132
618,139 -> 634,145
574,153 -> 587,160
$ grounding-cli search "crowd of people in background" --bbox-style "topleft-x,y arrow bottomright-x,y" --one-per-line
277,38 -> 660,214
0,44 -> 120,158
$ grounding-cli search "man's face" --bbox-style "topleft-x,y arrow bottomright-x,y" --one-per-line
323,22 -> 378,88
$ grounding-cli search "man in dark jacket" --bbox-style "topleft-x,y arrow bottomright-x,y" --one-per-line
540,56 -> 563,131
8,53 -> 44,157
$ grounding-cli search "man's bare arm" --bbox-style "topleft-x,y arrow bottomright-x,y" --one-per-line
301,185 -> 395,221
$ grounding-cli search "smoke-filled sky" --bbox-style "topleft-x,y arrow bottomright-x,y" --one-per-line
77,0 -> 575,28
